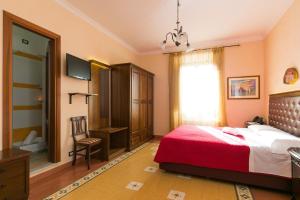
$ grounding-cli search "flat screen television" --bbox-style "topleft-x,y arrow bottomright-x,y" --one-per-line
66,53 -> 91,81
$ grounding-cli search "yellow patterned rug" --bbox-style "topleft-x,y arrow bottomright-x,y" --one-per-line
45,141 -> 253,200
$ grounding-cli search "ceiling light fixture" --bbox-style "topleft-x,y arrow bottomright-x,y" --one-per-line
161,0 -> 190,50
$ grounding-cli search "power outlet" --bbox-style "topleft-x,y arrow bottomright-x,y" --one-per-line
69,151 -> 74,157
22,38 -> 29,45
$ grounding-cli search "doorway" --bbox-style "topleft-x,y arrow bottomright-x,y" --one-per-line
3,11 -> 61,171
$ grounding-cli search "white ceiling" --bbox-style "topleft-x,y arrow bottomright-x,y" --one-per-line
60,0 -> 293,54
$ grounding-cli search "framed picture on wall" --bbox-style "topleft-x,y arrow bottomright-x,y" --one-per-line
227,75 -> 260,99
283,67 -> 298,84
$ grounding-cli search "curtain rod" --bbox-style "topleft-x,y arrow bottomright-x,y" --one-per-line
163,44 -> 240,55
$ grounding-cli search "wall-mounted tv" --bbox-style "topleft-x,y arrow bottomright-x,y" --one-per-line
66,53 -> 91,81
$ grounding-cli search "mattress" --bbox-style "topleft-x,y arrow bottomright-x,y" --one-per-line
154,125 -> 250,173
236,128 -> 291,178
154,125 -> 292,178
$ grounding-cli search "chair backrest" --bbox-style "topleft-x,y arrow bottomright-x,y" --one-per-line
70,116 -> 89,142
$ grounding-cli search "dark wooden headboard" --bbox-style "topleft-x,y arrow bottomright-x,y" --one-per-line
269,90 -> 300,137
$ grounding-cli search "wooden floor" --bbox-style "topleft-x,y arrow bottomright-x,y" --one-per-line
29,148 -> 292,200
251,187 -> 291,200
29,159 -> 107,200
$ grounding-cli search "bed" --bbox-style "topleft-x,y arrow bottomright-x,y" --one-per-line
154,90 -> 300,192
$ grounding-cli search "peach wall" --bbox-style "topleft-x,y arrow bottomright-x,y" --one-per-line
137,41 -> 266,131
0,0 -> 276,174
264,0 -> 300,116
137,54 -> 170,135
0,0 -> 140,167
224,41 -> 265,127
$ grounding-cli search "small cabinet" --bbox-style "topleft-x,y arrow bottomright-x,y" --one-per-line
288,148 -> 300,200
0,149 -> 30,200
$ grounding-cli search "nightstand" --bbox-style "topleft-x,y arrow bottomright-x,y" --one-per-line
288,147 -> 300,200
0,149 -> 30,200
244,121 -> 260,128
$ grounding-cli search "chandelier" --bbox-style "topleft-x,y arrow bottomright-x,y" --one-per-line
161,0 -> 190,50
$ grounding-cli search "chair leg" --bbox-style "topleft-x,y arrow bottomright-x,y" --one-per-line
87,146 -> 91,170
72,144 -> 77,166
99,143 -> 102,160
85,149 -> 88,160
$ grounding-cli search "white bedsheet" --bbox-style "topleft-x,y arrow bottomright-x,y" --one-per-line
236,128 -> 291,178
198,126 -> 291,178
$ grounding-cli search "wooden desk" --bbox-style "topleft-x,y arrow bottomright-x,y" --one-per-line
0,149 -> 30,200
90,127 -> 128,160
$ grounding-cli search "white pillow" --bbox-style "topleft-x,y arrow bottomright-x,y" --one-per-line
23,130 -> 37,145
271,138 -> 300,154
33,137 -> 44,143
248,125 -> 281,132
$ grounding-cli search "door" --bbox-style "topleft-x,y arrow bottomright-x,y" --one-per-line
3,11 -> 61,164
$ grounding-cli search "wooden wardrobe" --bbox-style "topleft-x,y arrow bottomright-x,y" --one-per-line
110,63 -> 154,150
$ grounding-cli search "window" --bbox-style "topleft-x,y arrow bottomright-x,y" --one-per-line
179,52 -> 221,126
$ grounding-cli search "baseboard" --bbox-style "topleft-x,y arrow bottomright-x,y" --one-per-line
153,135 -> 163,140
30,157 -> 85,185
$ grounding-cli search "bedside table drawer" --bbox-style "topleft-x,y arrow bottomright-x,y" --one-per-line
292,160 -> 300,178
292,178 -> 300,200
0,149 -> 29,200
0,174 -> 26,200
0,160 -> 26,180
292,159 -> 300,200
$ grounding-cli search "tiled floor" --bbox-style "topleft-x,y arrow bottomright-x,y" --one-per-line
29,140 -> 292,200
46,142 -> 243,200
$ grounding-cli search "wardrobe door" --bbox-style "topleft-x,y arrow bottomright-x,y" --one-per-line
147,74 -> 154,138
131,68 -> 140,146
139,71 -> 148,142
88,64 -> 110,130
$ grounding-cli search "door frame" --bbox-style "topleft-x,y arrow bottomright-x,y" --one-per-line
2,11 -> 61,162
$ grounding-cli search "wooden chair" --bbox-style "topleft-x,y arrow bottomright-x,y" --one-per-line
70,116 -> 102,169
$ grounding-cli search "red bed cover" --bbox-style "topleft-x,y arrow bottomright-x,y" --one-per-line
154,125 -> 250,172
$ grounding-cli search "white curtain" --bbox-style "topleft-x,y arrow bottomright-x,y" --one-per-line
179,50 -> 221,126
